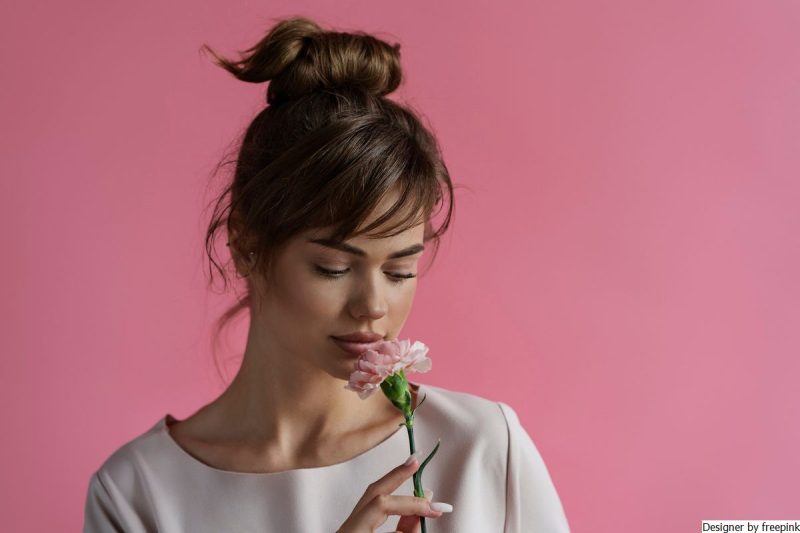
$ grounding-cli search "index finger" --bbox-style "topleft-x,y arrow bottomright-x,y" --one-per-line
361,452 -> 421,503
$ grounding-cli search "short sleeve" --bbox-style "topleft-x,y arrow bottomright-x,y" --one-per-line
83,472 -> 124,533
497,402 -> 571,533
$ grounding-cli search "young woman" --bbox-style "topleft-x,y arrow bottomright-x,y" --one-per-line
83,16 -> 570,533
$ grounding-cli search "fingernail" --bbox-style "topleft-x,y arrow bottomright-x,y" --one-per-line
403,451 -> 420,466
430,502 -> 453,513
424,489 -> 434,500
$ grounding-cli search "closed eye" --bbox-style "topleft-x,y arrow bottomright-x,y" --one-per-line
313,265 -> 417,284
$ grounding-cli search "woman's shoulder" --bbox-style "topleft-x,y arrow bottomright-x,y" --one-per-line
89,416 -> 170,487
84,417 -> 180,532
416,382 -> 514,447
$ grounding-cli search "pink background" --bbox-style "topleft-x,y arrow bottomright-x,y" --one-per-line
2,1 -> 798,531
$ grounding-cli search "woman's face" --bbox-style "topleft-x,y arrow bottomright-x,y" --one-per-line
250,208 -> 426,380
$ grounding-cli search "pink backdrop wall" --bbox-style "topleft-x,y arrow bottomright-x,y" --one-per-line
2,1 -> 798,531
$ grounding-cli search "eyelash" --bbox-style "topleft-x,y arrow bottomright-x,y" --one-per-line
313,265 -> 417,284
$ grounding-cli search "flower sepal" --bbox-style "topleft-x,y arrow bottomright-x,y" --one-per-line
380,371 -> 412,414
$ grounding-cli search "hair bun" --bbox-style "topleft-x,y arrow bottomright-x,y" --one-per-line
202,16 -> 403,105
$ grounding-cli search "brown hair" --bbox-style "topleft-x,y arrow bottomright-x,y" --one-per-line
199,16 -> 458,378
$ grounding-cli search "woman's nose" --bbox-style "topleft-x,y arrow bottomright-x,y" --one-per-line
350,276 -> 388,320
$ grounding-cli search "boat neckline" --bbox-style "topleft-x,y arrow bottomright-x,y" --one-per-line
158,382 -> 426,477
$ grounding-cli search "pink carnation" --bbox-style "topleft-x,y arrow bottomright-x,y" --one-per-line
345,339 -> 432,399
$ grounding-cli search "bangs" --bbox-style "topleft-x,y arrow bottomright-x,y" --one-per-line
287,115 -> 442,243
321,178 -> 435,244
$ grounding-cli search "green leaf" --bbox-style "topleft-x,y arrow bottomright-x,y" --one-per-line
412,392 -> 428,415
417,439 -> 441,479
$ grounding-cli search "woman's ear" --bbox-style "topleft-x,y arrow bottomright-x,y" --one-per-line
226,219 -> 256,278
230,243 -> 257,279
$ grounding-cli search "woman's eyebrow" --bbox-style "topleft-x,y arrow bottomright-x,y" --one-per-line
307,238 -> 424,259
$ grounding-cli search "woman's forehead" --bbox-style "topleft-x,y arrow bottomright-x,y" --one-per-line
303,220 -> 424,250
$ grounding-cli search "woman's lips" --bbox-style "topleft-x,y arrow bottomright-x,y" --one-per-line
331,337 -> 383,356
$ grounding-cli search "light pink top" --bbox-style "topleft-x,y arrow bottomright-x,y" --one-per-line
83,383 -> 570,532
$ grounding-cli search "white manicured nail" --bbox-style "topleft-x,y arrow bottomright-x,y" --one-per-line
430,502 -> 453,513
424,489 -> 434,500
403,451 -> 420,466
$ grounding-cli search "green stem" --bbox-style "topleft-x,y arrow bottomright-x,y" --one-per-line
404,411 -> 428,533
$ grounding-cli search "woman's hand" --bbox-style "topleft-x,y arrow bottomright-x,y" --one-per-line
336,453 -> 452,533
